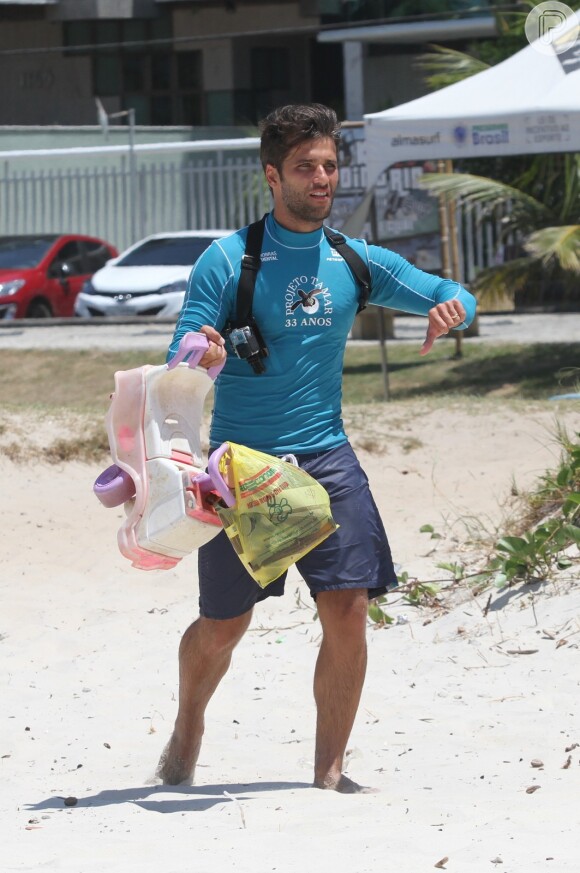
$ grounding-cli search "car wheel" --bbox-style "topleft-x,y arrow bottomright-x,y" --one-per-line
26,299 -> 53,318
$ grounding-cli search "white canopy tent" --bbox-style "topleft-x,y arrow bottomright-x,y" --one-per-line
362,10 -> 580,192
343,13 -> 580,394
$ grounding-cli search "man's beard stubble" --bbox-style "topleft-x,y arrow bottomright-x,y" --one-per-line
280,184 -> 335,225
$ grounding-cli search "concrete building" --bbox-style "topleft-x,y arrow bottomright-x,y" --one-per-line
0,1 -> 496,126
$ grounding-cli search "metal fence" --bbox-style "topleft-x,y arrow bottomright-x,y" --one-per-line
458,199 -> 514,285
1,138 -> 506,277
1,149 -> 270,252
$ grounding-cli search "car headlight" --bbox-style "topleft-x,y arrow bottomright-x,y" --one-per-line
0,279 -> 26,298
158,279 -> 187,295
81,279 -> 95,295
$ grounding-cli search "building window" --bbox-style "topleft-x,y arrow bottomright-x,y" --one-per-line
63,17 -> 204,126
319,0 -> 491,23
251,47 -> 290,91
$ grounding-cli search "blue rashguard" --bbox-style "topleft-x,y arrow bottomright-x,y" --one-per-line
168,213 -> 476,455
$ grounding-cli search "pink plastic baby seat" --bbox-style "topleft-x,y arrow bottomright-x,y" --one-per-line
94,332 -> 228,570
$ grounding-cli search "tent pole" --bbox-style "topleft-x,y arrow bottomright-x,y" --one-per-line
377,308 -> 390,402
445,159 -> 463,359
446,159 -> 461,279
369,194 -> 390,401
437,160 -> 452,278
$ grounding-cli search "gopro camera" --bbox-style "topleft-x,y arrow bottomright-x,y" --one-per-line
227,324 -> 268,374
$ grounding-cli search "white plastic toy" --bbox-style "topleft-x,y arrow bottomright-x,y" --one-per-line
94,332 -> 234,570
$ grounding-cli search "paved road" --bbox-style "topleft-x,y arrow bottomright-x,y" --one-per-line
0,311 -> 578,350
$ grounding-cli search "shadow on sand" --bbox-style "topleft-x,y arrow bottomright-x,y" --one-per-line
25,780 -> 311,815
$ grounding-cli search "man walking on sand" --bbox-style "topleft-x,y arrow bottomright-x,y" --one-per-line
157,103 -> 476,793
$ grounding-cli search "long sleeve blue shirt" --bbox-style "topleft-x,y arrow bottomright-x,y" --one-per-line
168,213 -> 476,455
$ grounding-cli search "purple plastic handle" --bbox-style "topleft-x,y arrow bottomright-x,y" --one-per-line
94,464 -> 135,508
207,443 -> 236,507
167,332 -> 225,380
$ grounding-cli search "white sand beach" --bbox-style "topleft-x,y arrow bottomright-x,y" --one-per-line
2,395 -> 580,873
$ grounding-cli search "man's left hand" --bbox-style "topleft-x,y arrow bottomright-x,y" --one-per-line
420,302 -> 466,356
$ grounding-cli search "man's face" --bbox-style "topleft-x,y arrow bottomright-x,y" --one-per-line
265,137 -> 339,232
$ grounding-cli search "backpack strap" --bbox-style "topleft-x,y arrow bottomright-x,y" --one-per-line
225,214 -> 269,373
322,227 -> 371,313
235,214 -> 267,326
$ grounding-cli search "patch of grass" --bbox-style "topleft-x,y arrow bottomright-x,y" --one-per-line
44,427 -> 111,464
0,410 -> 115,464
473,428 -> 580,590
365,427 -> 580,629
0,343 -> 578,414
0,342 -> 577,465
342,340 -> 580,404
0,348 -> 166,414
410,427 -> 580,600
1,431 -> 110,464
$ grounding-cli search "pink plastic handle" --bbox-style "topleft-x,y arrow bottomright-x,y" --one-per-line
167,332 -> 225,380
207,443 -> 236,507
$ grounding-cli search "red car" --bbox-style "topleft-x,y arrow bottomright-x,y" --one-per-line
0,233 -> 118,319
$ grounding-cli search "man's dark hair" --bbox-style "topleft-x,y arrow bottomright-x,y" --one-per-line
259,103 -> 341,171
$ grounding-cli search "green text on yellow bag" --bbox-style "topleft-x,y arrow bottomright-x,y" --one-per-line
212,442 -> 338,588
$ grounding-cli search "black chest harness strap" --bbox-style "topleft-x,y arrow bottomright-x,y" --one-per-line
224,214 -> 372,374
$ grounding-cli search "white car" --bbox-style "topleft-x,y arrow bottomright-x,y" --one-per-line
74,230 -> 232,318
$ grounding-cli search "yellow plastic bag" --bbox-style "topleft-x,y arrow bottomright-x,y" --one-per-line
215,442 -> 338,588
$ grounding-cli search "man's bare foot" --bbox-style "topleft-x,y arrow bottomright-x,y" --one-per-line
155,736 -> 196,786
313,774 -> 379,794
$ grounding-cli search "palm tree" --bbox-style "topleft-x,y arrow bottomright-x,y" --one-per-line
420,155 -> 580,307
416,1 -> 530,87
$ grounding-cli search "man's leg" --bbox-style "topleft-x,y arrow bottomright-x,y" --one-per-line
156,609 -> 252,785
313,588 -> 374,793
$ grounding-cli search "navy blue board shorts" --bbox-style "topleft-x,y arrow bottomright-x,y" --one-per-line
198,442 -> 398,620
